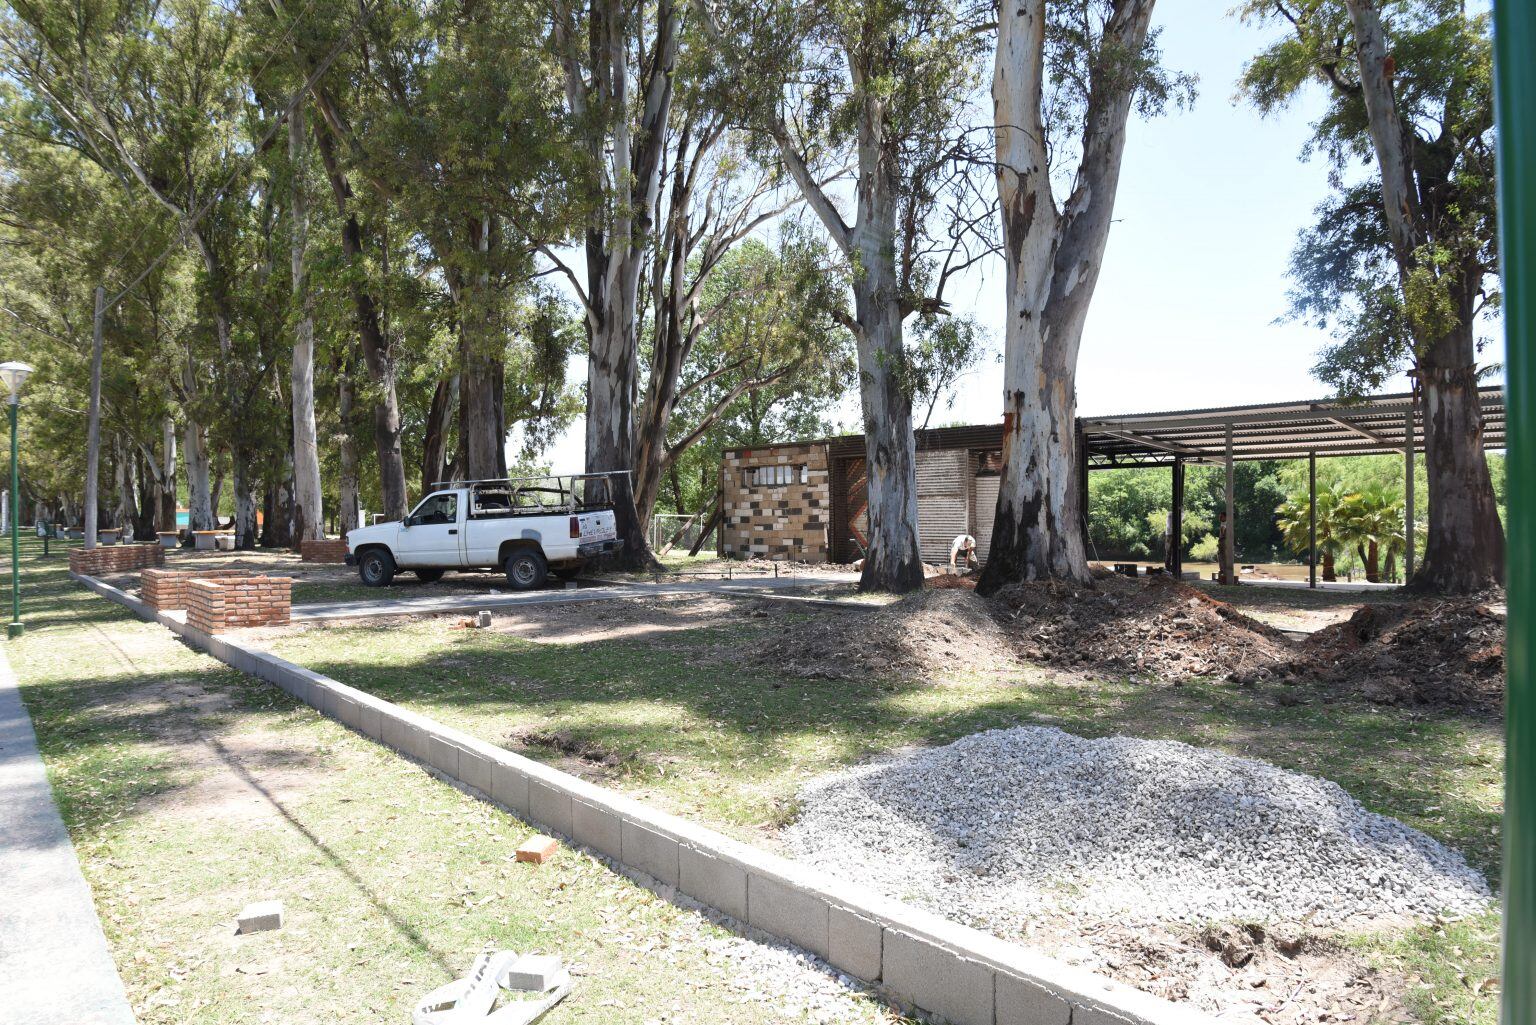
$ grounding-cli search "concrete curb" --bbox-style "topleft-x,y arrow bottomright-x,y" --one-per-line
73,571 -> 1216,1025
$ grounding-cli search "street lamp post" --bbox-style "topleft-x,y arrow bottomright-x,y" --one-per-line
0,361 -> 34,639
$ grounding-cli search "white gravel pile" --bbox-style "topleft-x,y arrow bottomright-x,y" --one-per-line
787,727 -> 1489,930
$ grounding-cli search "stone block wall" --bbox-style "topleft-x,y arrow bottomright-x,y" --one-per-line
69,543 -> 165,577
720,443 -> 831,562
141,568 -> 250,612
185,576 -> 293,633
299,538 -> 348,564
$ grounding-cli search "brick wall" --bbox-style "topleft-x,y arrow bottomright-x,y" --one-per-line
68,543 -> 165,577
185,576 -> 293,633
141,568 -> 250,612
720,442 -> 831,562
299,538 -> 348,564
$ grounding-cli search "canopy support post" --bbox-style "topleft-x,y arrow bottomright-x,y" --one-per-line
1404,404 -> 1416,582
1309,450 -> 1317,590
1221,423 -> 1235,585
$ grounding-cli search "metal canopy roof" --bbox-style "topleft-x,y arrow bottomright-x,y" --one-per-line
1080,386 -> 1507,468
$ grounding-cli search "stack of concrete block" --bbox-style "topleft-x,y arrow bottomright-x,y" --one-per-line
299,538 -> 348,563
141,568 -> 250,612
185,576 -> 293,633
68,543 -> 165,577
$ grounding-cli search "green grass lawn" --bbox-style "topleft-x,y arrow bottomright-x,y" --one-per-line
263,596 -> 1504,1025
7,541 -> 897,1025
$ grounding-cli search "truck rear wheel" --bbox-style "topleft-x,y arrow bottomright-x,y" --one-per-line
503,548 -> 547,591
358,549 -> 396,587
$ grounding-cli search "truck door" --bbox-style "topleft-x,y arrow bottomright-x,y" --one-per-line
397,491 -> 465,568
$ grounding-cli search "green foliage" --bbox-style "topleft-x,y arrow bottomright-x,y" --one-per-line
1238,1 -> 1498,393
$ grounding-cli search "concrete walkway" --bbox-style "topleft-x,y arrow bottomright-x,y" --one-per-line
0,647 -> 137,1024
291,574 -> 868,622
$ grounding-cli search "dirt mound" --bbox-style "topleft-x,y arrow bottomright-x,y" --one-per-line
994,574 -> 1290,683
925,573 -> 977,590
1285,595 -> 1505,712
755,588 -> 1020,681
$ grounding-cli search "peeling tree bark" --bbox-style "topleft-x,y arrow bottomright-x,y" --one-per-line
979,0 -> 1155,592
289,108 -> 324,543
338,347 -> 361,533
1345,0 -> 1503,593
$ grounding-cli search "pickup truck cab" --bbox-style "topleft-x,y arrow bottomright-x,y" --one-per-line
345,473 -> 623,589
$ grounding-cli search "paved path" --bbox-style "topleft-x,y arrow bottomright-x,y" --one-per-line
290,574 -> 868,622
0,646 -> 137,1025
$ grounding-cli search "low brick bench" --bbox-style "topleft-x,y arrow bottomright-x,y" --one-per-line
141,568 -> 250,612
186,576 -> 293,633
299,538 -> 348,564
69,543 -> 165,577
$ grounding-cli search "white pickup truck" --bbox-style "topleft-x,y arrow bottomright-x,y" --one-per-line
345,474 -> 623,589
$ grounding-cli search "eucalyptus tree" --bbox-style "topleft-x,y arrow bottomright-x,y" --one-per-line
634,227 -> 853,528
700,0 -> 997,592
1240,0 -> 1502,593
0,0 -> 256,532
979,0 -> 1192,591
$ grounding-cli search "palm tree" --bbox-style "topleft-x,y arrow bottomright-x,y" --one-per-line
1277,484 -> 1346,582
1335,483 -> 1405,584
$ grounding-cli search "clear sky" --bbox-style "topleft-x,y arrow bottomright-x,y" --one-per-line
532,0 -> 1505,474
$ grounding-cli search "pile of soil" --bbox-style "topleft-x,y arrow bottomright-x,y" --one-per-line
993,575 -> 1291,683
753,588 -> 1020,681
1282,595 -> 1505,712
925,572 -> 977,590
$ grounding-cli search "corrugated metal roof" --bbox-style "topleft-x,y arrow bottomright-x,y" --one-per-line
722,386 -> 1506,468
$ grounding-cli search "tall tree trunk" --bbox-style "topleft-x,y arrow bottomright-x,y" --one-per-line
182,358 -> 214,531
423,374 -> 459,494
338,349 -> 361,534
232,448 -> 257,549
1346,0 -> 1504,593
159,414 -> 177,531
848,193 -> 923,593
113,435 -> 134,531
313,123 -> 409,520
979,0 -> 1153,592
458,217 -> 507,482
289,108 -> 324,543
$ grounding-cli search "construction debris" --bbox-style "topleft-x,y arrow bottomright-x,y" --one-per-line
752,588 -> 1021,681
515,835 -> 559,865
994,575 -> 1290,683
413,949 -> 572,1025
235,900 -> 283,934
475,610 -> 493,628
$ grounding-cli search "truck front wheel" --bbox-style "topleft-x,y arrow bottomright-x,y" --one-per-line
358,549 -> 396,587
503,549 -> 548,591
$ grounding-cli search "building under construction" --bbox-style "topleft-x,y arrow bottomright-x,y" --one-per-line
717,387 -> 1507,583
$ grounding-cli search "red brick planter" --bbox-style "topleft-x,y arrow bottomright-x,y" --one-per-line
69,543 -> 165,577
141,568 -> 250,612
185,576 -> 293,633
299,538 -> 348,564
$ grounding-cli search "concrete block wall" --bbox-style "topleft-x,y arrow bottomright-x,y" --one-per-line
299,538 -> 348,563
141,568 -> 250,612
185,576 -> 293,632
68,543 -> 165,576
71,567 -> 1215,1025
720,442 -> 832,562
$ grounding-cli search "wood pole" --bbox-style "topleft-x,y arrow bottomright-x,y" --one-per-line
1404,404 -> 1416,581
1309,450 -> 1317,589
1223,423 -> 1235,585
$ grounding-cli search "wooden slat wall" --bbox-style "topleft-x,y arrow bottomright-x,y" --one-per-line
972,474 -> 1001,563
916,450 -> 969,564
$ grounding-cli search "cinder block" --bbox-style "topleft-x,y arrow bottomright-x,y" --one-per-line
828,904 -> 883,983
456,745 -> 493,795
491,760 -> 530,817
425,733 -> 459,776
381,714 -> 415,758
995,972 -> 1071,1025
355,700 -> 383,740
332,693 -> 362,731
621,819 -> 680,886
236,900 -> 284,934
571,799 -> 622,859
882,929 -> 995,1025
528,778 -> 573,837
503,953 -> 564,991
747,872 -> 829,959
678,845 -> 747,922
